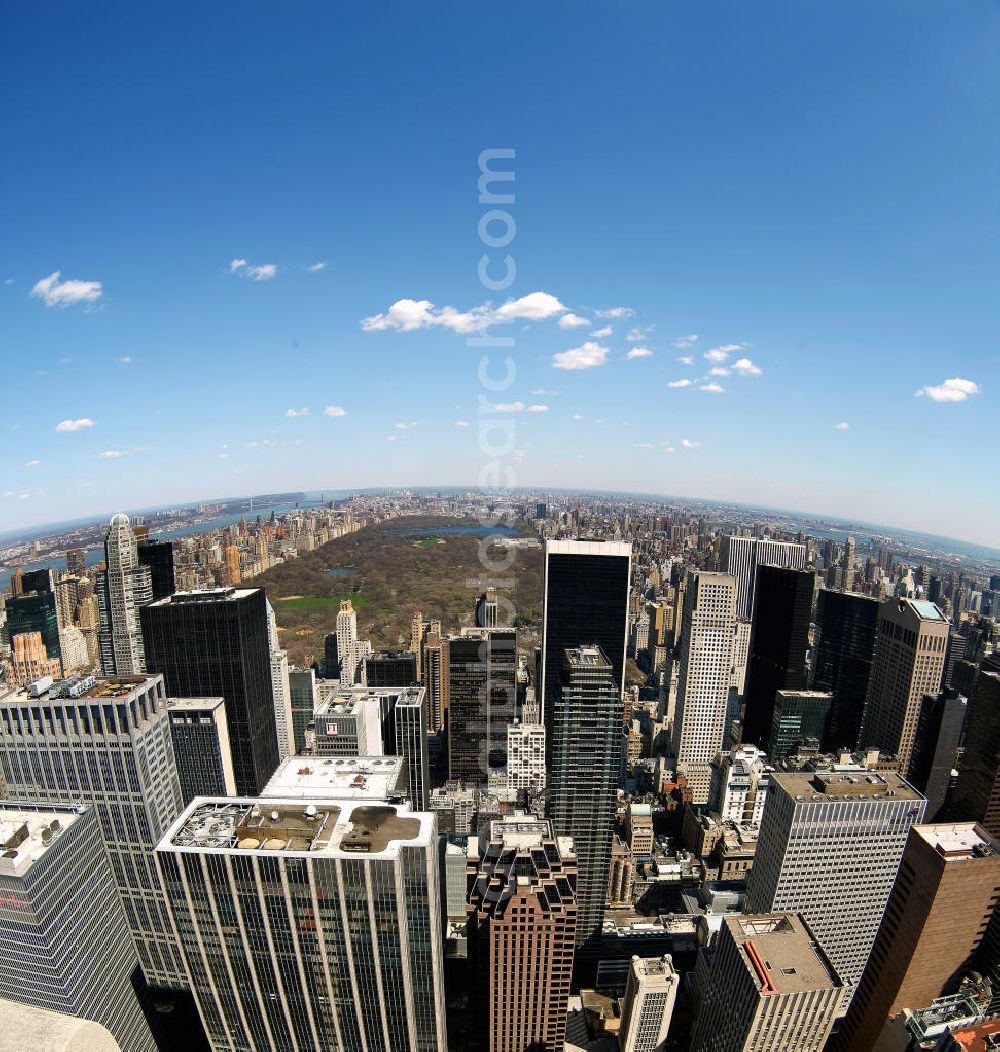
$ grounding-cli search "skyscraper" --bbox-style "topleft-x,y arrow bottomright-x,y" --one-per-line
447,628 -> 516,784
746,766 -> 926,989
266,597 -> 294,759
946,671 -> 1000,838
137,538 -> 175,601
466,816 -> 577,1052
395,686 -> 430,811
811,588 -> 880,750
336,598 -> 371,685
166,697 -> 237,803
768,690 -> 833,758
0,802 -> 157,1052
540,539 -> 631,716
288,665 -> 317,754
507,719 -> 546,794
475,587 -> 499,628
690,914 -> 842,1052
670,572 -> 738,803
835,823 -> 1000,1052
718,535 -> 807,622
908,688 -> 967,819
140,587 -> 281,795
741,565 -> 814,747
6,589 -> 61,665
96,513 -> 153,675
548,645 -> 621,962
156,795 -> 448,1051
362,649 -> 418,687
618,955 -> 679,1052
0,673 -> 187,988
859,597 -> 949,774
422,630 -> 449,732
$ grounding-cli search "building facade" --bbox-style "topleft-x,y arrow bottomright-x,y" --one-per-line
96,513 -> 153,675
167,697 -> 237,804
718,535 -> 807,622
618,955 -> 679,1052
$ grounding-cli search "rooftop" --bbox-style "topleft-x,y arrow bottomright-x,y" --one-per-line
148,587 -> 257,606
727,914 -> 842,995
565,645 -> 611,668
6,673 -> 159,705
914,823 -> 998,860
909,598 -> 947,622
773,768 -> 924,804
166,697 -> 225,712
262,755 -> 408,801
0,803 -> 85,878
0,998 -> 122,1052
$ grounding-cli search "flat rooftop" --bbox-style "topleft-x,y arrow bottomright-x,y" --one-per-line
263,755 -> 408,800
488,816 -> 554,849
166,697 -> 225,712
314,683 -> 424,715
159,797 -> 433,858
773,768 -> 924,803
914,823 -> 998,859
726,914 -> 842,995
148,587 -> 257,606
0,804 -> 85,878
0,997 -> 121,1052
7,673 -> 159,704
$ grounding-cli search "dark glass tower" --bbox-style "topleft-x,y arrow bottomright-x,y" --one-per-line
6,590 -> 61,662
362,650 -> 417,687
540,539 -> 631,717
549,645 -> 622,968
741,566 -> 814,748
140,587 -> 280,795
812,589 -> 880,750
138,539 -> 176,601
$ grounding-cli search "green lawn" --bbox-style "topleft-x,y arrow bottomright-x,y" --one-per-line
416,537 -> 441,548
278,593 -> 371,609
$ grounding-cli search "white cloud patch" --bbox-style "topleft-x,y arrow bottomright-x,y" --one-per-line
229,259 -> 248,273
626,347 -> 653,360
531,388 -> 559,396
591,326 -> 613,339
32,271 -> 103,308
323,406 -> 347,417
395,421 -> 417,430
682,438 -> 700,448
308,262 -> 328,272
673,334 -> 698,349
664,445 -> 676,454
572,414 -> 584,420
361,298 -> 487,334
55,418 -> 95,433
708,366 -> 730,377
24,459 -> 41,467
731,357 -> 762,376
678,355 -> 695,366
834,422 -> 850,430
96,447 -> 149,459
667,379 -> 692,389
230,259 -> 277,281
595,306 -> 634,319
704,343 -> 747,363
633,442 -> 654,449
700,382 -> 725,393
285,407 -> 309,417
627,325 -> 654,342
527,404 -> 549,413
385,435 -> 397,442
454,420 -> 470,427
552,341 -> 609,371
915,377 -> 980,402
558,313 -> 590,329
118,356 -> 133,365
491,401 -> 526,413
494,291 -> 567,322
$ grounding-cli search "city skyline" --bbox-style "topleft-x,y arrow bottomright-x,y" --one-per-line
2,3 -> 997,546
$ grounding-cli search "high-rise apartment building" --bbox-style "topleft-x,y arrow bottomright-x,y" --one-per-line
96,513 -> 153,675
671,572 -> 738,803
467,816 -> 577,1052
266,598 -> 295,759
859,597 -> 949,774
540,539 -> 631,716
507,719 -> 546,794
140,587 -> 281,795
0,802 -> 157,1052
707,744 -> 770,824
618,955 -> 679,1052
447,628 -> 517,784
946,671 -> 1000,838
746,766 -> 926,989
718,535 -> 807,622
395,686 -> 430,811
0,673 -> 186,988
156,795 -> 448,1051
690,914 -> 842,1051
812,589 -> 880,750
548,645 -> 621,962
835,823 -> 1000,1052
742,566 -> 814,747
475,588 -> 500,628
336,598 -> 371,685
166,697 -> 237,803
422,630 -> 449,732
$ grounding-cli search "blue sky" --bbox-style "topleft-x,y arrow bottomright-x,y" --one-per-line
1,2 -> 997,546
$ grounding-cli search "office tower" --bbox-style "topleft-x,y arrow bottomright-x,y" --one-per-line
223,544 -> 241,585
20,566 -> 57,595
167,697 -> 237,803
540,539 -> 632,715
311,688 -> 383,755
946,671 -> 1000,838
811,588 -> 880,749
422,630 -> 449,732
448,628 -> 517,784
362,649 -> 418,687
0,673 -> 186,988
96,513 -> 153,675
137,538 -> 175,601
0,802 -> 156,1052
908,689 -> 967,819
9,630 -> 60,684
395,687 -> 430,810
466,816 -> 577,1052
475,587 -> 499,628
768,690 -> 833,758
718,535 -> 807,621
266,599 -> 294,759
288,666 -> 317,754
835,823 -> 1000,1052
321,631 -> 340,678
746,766 -> 926,988
859,597 -> 949,774
6,589 -> 61,665
730,619 -> 752,696
741,565 -> 814,747
548,645 -> 621,960
156,795 -> 448,1051
670,573 -> 738,803
536,502 -> 547,519
66,548 -> 86,577
707,744 -> 770,823
141,587 -> 281,795
842,535 -> 856,591
690,914 -> 842,1052
507,719 -> 546,794
944,626 -> 969,690
618,955 -> 679,1052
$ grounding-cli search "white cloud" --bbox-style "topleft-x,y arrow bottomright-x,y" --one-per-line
731,357 -> 762,376
527,404 -> 549,413
595,306 -> 634,319
572,414 -> 584,420
285,407 -> 309,417
664,445 -> 676,454
118,355 -> 132,365
32,271 -> 103,308
531,388 -> 559,396
627,325 -> 654,342
3,279 -> 13,286
708,366 -> 730,377
552,341 -> 609,371
24,459 -> 40,467
323,406 -> 347,417
834,422 -> 850,430
230,259 -> 277,281
511,449 -> 527,461
682,438 -> 700,448
395,421 -> 417,430
591,326 -> 613,339
677,355 -> 695,366
361,298 -> 486,334
55,418 -> 95,433
494,291 -> 567,322
308,262 -> 328,272
667,379 -> 692,389
491,401 -> 526,413
558,313 -> 590,329
700,382 -> 725,393
673,334 -> 698,349
626,347 -> 653,360
229,259 -> 248,273
2,490 -> 13,498
704,343 -> 747,363
915,377 -> 980,402
454,420 -> 470,427
95,447 -> 149,460
385,435 -> 397,442
633,442 -> 654,449
218,453 -> 230,459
